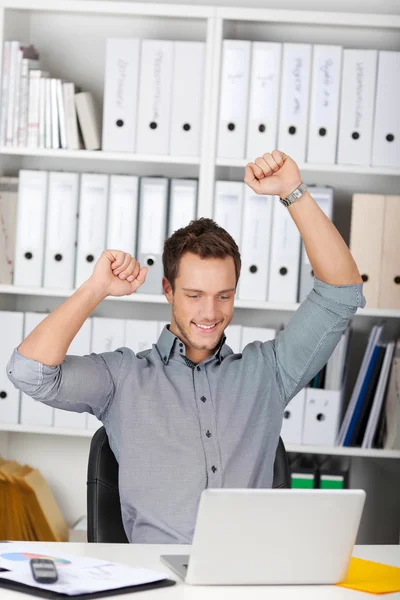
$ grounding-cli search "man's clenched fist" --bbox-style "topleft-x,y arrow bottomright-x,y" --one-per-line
88,250 -> 148,297
244,150 -> 302,200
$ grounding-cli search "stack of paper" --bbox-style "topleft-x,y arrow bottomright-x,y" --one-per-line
0,543 -> 173,596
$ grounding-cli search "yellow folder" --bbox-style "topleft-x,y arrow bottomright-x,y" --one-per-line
337,557 -> 400,594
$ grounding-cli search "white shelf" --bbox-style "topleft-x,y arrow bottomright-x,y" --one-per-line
286,443 -> 400,459
216,158 -> 400,177
1,285 -> 399,318
0,147 -> 200,165
216,6 -> 400,28
0,284 -> 168,304
0,424 -> 399,458
1,0 -> 214,19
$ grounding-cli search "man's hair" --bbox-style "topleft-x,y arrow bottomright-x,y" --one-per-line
162,217 -> 241,292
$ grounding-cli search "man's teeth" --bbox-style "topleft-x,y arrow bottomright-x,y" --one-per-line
195,323 -> 217,329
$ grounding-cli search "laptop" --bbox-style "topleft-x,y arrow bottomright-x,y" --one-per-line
160,488 -> 366,585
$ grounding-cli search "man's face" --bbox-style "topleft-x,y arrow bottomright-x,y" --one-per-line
163,252 -> 236,361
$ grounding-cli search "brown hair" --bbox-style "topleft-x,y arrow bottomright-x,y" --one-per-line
163,218 -> 241,291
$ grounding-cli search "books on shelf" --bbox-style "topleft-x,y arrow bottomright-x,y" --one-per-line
0,40 -> 100,151
336,324 -> 400,450
282,324 -> 400,451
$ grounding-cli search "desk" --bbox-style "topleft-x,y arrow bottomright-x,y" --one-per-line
1,543 -> 399,599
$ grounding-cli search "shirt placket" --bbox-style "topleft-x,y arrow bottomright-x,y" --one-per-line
192,362 -> 222,488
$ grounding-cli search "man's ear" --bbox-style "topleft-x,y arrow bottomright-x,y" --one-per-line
162,277 -> 173,303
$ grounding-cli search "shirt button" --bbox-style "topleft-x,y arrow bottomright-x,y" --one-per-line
211,466 -> 217,473
206,430 -> 211,438
200,396 -> 206,403
179,342 -> 183,347
197,366 -> 201,372
179,348 -> 183,353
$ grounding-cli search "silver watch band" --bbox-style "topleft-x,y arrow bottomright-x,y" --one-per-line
280,182 -> 307,207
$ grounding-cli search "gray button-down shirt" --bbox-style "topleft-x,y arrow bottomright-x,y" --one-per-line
7,278 -> 365,544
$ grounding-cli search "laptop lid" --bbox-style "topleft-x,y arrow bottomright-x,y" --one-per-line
181,488 -> 365,585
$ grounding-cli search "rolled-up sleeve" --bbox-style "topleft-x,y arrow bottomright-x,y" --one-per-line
262,277 -> 366,406
6,348 -> 125,419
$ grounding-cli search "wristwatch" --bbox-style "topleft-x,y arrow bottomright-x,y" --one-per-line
280,182 -> 307,207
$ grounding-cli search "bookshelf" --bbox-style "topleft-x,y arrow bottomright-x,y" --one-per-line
0,0 -> 399,545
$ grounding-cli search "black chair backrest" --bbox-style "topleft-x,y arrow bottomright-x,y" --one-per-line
87,426 -> 291,543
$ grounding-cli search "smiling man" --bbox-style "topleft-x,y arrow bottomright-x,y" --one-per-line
6,150 -> 365,544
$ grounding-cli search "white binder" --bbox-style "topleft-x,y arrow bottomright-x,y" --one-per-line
168,178 -> 198,236
337,49 -> 378,166
124,319 -> 159,354
224,324 -> 242,354
246,42 -> 282,160
169,41 -> 205,157
0,310 -> 23,424
307,45 -> 342,164
102,38 -> 140,153
302,388 -> 343,446
280,388 -> 306,446
43,171 -> 79,289
278,43 -> 312,164
14,170 -> 48,287
372,51 -> 400,168
217,40 -> 251,159
268,199 -> 301,304
238,188 -> 273,301
136,40 -> 174,155
241,326 -> 276,349
136,177 -> 169,295
20,312 -> 54,427
87,316 -> 126,430
53,319 -> 92,429
298,186 -> 334,302
106,175 -> 139,255
91,316 -> 125,354
75,173 -> 109,289
213,181 -> 244,246
0,177 -> 18,285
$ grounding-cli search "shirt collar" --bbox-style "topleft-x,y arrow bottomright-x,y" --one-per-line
156,325 -> 229,365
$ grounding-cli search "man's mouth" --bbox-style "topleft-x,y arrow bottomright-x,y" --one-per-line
192,321 -> 220,333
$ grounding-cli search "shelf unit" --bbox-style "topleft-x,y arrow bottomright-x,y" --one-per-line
0,0 -> 399,544
1,423 -> 400,459
1,284 -> 400,317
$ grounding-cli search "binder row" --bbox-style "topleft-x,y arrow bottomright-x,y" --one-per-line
350,194 -> 400,309
290,457 -> 349,490
215,181 -> 334,304
0,41 -> 99,150
102,38 -> 205,156
281,324 -> 400,451
0,171 -> 198,293
218,41 -> 400,168
337,325 -> 400,450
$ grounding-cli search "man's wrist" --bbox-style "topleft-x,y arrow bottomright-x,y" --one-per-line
279,179 -> 303,200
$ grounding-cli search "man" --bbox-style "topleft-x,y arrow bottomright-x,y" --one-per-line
7,150 -> 365,544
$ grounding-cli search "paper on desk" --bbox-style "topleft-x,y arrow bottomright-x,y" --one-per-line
0,543 -> 169,596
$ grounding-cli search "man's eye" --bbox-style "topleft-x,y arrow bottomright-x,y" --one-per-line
219,296 -> 230,301
188,295 -> 198,299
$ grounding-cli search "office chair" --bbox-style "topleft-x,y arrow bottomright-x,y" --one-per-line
87,426 -> 291,543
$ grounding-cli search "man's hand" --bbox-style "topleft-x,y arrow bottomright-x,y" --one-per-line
87,250 -> 148,298
244,150 -> 302,199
